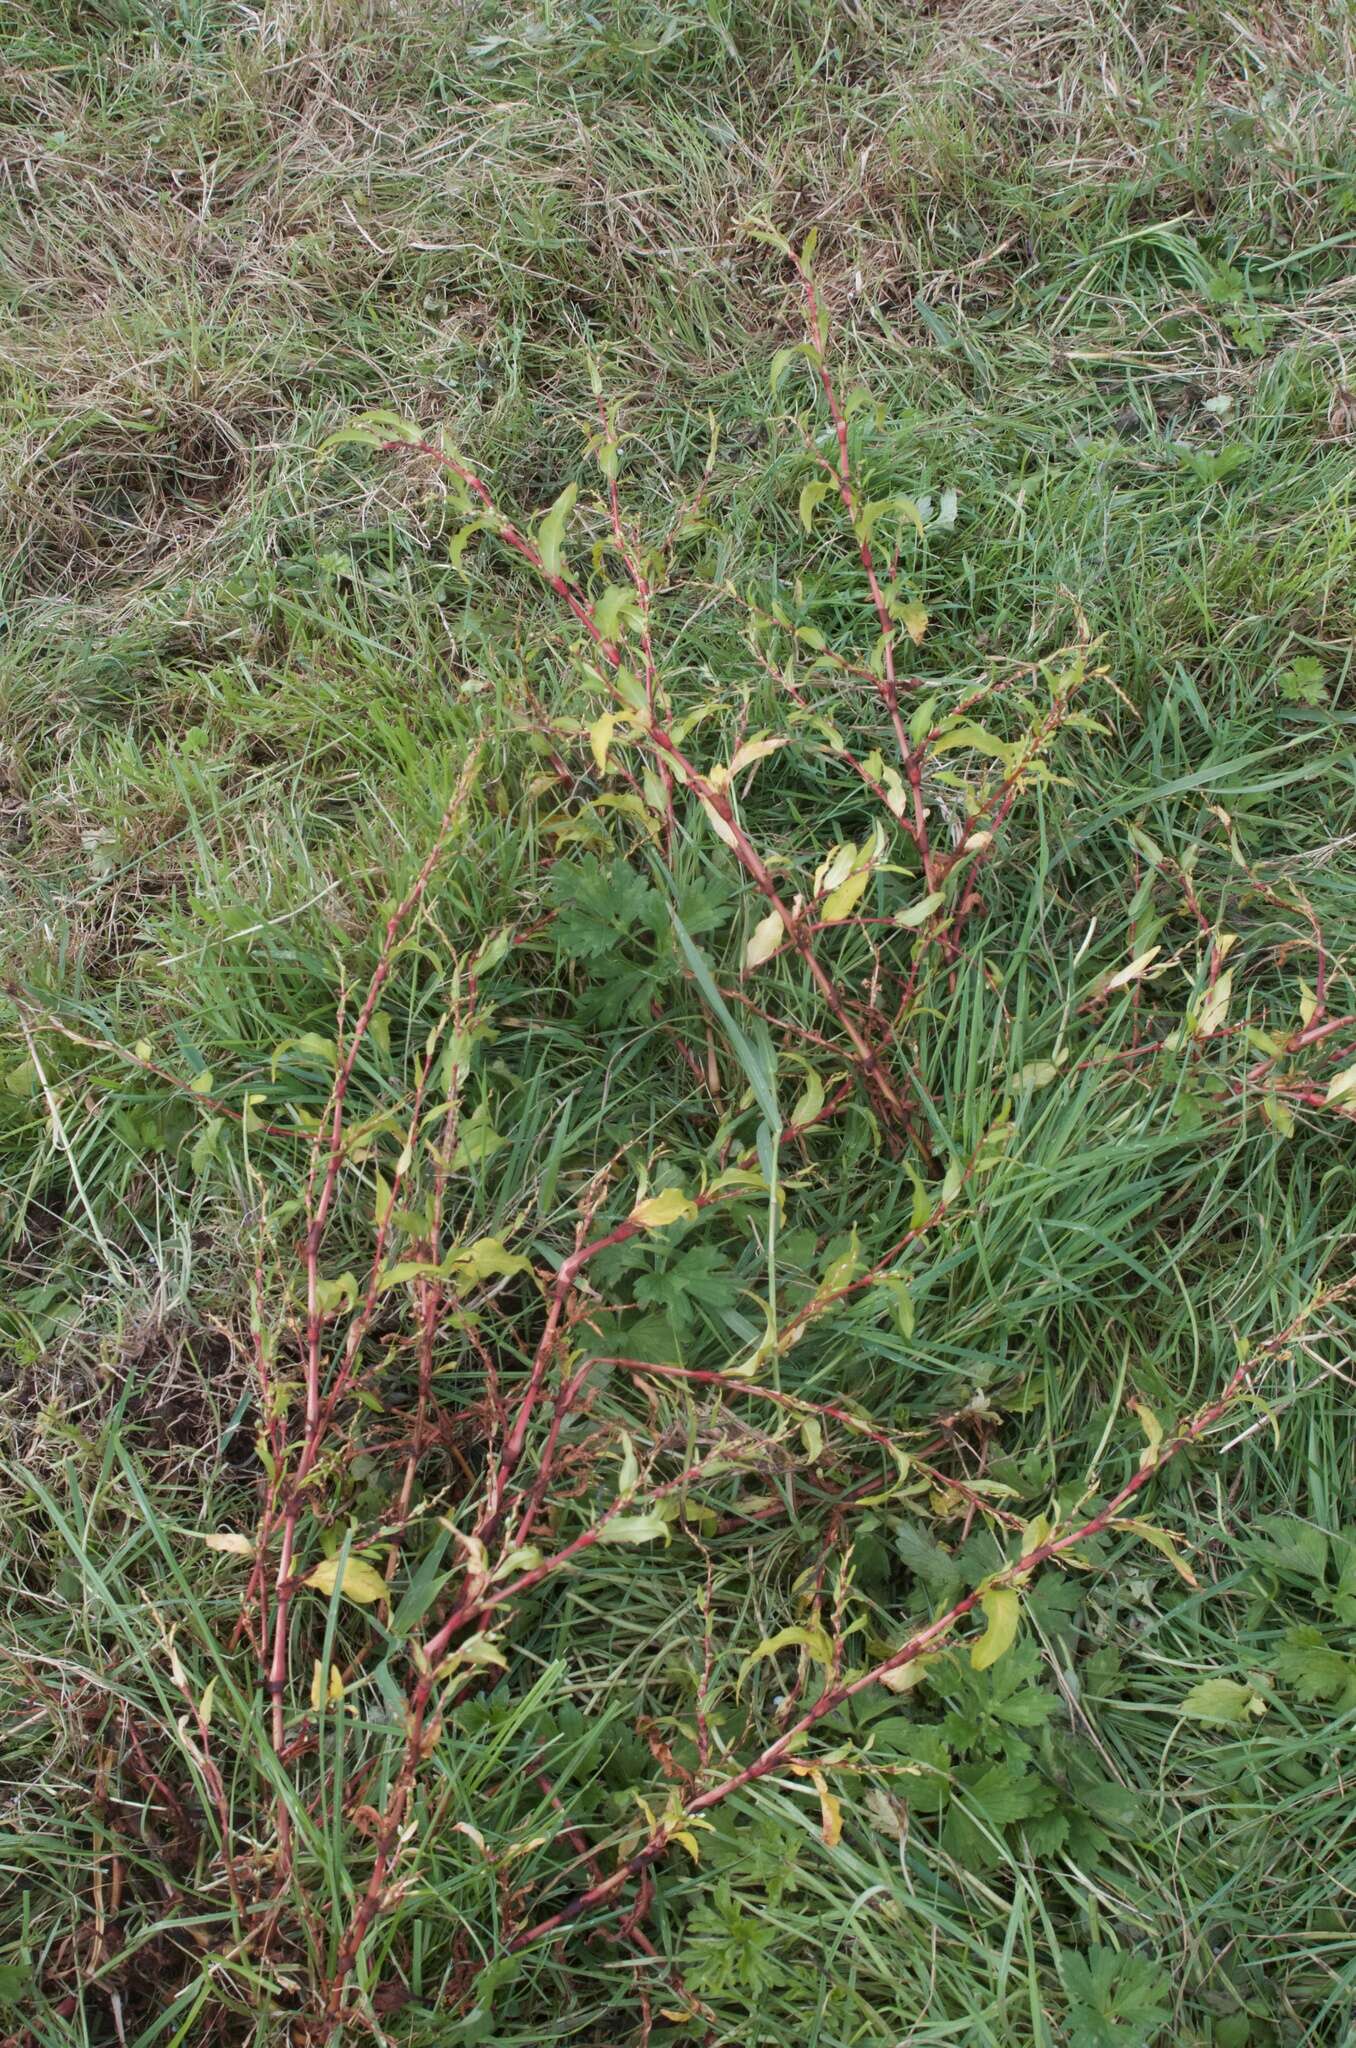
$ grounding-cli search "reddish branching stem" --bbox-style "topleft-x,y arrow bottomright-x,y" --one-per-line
505,1275 -> 1354,1952
393,436 -> 918,1135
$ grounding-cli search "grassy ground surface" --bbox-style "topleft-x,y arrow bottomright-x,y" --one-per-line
2,2 -> 1355,2044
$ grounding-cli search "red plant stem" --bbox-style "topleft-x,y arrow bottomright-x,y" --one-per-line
502,1086 -> 863,1550
711,1435 -> 956,1537
320,1444 -> 732,2021
403,1137 -> 969,1669
648,733 -> 916,1128
492,1132 -> 970,1565
794,263 -> 932,883
394,437 -> 915,1131
389,1024 -> 469,1566
532,1764 -> 715,2030
310,382 -> 1354,2022
265,758 -> 479,1867
313,986 -> 1349,2022
597,1356 -> 1023,1532
402,438 -> 622,665
739,631 -> 929,865
476,1164 -> 770,1554
507,1278 -> 1351,1952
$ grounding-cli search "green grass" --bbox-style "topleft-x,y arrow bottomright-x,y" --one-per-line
2,1 -> 1356,2043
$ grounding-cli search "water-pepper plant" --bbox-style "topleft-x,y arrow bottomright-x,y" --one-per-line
4,218 -> 1354,2046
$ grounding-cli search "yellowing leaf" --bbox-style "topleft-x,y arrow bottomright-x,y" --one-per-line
879,1653 -> 935,1694
1014,1060 -> 1060,1089
304,1555 -> 388,1606
970,1587 -> 1020,1671
589,711 -> 616,776
199,1678 -> 216,1727
535,480 -> 576,579
857,494 -> 923,545
821,1230 -> 863,1294
189,1068 -> 214,1096
930,720 -> 1014,763
863,1785 -> 908,1836
592,585 -> 642,640
1298,980 -> 1318,1029
491,1542 -> 543,1580
445,1631 -> 509,1671
270,1031 -> 338,1078
202,1532 -> 254,1558
1131,1399 -> 1164,1468
1194,968 -> 1233,1039
1325,1060 -> 1356,1107
314,1272 -> 358,1315
799,478 -> 835,533
699,796 -> 738,850
729,734 -> 788,779
707,1165 -> 770,1198
821,863 -> 870,923
881,765 -> 909,819
899,601 -> 928,647
1262,1093 -> 1295,1138
1126,821 -> 1164,866
877,1271 -> 915,1338
744,909 -> 784,972
1103,946 -> 1163,994
738,1623 -> 834,1695
470,927 -> 513,977
595,1511 -> 670,1545
630,1187 -> 698,1230
310,1660 -> 344,1708
1116,1518 -> 1200,1588
166,1632 -> 188,1691
789,1066 -> 826,1128
811,1768 -> 843,1847
814,842 -> 857,896
895,890 -> 944,929
446,1236 -> 532,1285
378,1259 -> 443,1291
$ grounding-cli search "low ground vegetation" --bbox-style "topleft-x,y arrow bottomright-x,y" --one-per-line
2,3 -> 1355,2044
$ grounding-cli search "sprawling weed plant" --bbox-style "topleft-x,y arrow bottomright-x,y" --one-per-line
3,3 -> 1356,2041
9,241 -> 1354,2042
